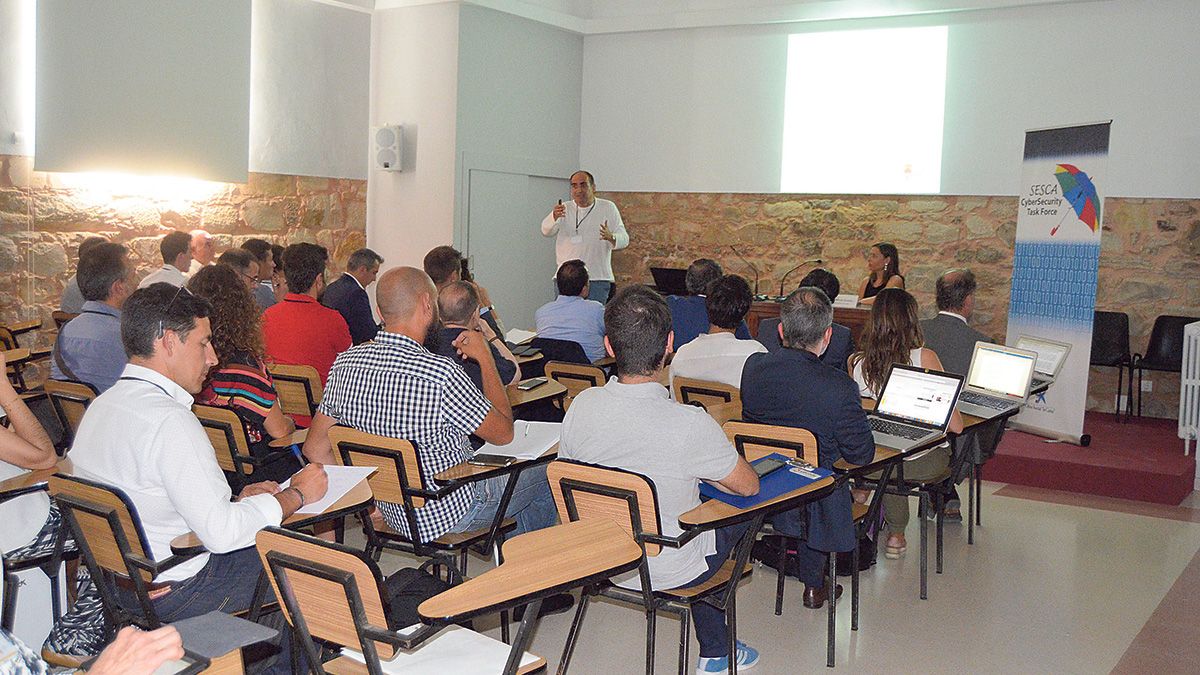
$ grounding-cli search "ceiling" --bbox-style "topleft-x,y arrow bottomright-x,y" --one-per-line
370,0 -> 1096,33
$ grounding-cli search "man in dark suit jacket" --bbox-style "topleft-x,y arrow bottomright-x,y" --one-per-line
741,287 -> 875,609
757,268 -> 854,370
919,269 -> 990,375
321,248 -> 383,344
920,269 -> 1002,517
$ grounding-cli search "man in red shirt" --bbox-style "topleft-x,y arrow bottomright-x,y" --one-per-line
262,243 -> 352,386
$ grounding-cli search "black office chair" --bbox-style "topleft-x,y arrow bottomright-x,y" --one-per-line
1090,311 -> 1133,420
523,337 -> 590,378
1132,315 -> 1200,417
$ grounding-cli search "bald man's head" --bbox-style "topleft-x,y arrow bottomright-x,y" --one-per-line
377,266 -> 437,324
935,268 -> 977,313
189,229 -> 215,265
438,281 -> 480,326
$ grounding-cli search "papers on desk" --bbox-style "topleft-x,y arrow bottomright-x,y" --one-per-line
833,293 -> 860,308
505,328 -> 537,345
475,421 -> 560,461
699,453 -> 833,509
340,625 -> 540,673
282,465 -> 375,514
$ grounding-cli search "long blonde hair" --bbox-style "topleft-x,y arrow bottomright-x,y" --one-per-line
849,288 -> 923,396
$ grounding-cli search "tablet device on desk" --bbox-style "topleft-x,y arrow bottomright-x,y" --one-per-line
517,377 -> 547,391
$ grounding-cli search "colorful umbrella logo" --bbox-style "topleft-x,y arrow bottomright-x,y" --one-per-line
1051,163 -> 1100,235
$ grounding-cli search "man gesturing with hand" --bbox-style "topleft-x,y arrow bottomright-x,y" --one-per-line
541,170 -> 629,304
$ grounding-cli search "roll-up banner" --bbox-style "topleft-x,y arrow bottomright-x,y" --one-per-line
1005,122 -> 1111,445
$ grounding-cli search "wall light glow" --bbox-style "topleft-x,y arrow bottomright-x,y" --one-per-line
55,172 -> 229,208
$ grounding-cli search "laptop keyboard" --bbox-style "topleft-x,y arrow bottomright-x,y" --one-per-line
960,390 -> 1012,410
869,418 -> 928,441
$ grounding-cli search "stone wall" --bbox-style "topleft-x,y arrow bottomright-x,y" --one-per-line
606,192 -> 1200,419
0,153 -> 366,351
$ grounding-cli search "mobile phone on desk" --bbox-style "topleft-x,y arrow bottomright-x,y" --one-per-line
517,377 -> 547,391
751,457 -> 787,478
468,453 -> 515,467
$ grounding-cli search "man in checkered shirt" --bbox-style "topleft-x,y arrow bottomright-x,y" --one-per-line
302,266 -> 557,542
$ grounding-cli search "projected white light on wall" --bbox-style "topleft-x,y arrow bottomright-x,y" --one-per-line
781,26 -> 948,194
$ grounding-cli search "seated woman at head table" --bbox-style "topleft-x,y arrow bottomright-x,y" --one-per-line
847,288 -> 962,561
188,265 -> 301,485
857,242 -> 905,305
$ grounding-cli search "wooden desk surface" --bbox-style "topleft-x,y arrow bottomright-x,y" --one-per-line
5,319 -> 42,335
592,356 -> 615,368
169,475 -> 373,554
748,302 -> 870,343
418,518 -> 641,623
434,444 -> 558,483
0,459 -> 72,498
515,350 -> 543,365
507,378 -> 567,407
678,475 -> 834,528
2,348 -> 31,366
267,428 -> 309,449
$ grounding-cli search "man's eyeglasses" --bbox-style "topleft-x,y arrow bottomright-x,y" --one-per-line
240,271 -> 260,284
158,284 -> 190,338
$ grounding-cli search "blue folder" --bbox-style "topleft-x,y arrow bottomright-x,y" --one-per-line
699,453 -> 834,510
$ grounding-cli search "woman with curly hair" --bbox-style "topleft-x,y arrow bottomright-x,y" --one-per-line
188,264 -> 300,483
848,288 -> 962,559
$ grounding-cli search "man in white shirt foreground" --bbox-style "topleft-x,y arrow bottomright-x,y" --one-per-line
559,285 -> 762,674
69,282 -> 328,674
669,274 -> 767,390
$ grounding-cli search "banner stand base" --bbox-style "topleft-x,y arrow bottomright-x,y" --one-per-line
1009,420 -> 1090,447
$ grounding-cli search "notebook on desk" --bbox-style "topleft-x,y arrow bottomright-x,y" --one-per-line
699,453 -> 833,509
957,342 -> 1037,419
868,365 -> 963,451
1015,334 -> 1072,390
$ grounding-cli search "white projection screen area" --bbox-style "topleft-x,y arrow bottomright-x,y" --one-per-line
781,26 -> 948,195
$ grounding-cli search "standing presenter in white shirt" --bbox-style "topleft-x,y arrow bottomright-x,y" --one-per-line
68,282 -> 328,674
541,170 -> 629,304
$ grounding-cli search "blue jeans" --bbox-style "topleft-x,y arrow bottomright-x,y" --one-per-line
676,521 -> 752,658
447,464 -> 558,536
588,280 -> 613,304
118,547 -> 301,674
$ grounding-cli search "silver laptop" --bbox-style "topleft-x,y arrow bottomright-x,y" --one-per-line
957,342 -> 1038,419
1015,334 -> 1073,391
869,364 -> 964,451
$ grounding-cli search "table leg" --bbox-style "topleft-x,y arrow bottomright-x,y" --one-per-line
967,463 -> 975,545
826,551 -> 836,668
503,598 -> 542,675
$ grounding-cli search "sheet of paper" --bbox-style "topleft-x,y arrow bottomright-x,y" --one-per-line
282,465 -> 376,515
476,421 -> 560,460
505,328 -> 537,345
340,625 -> 539,674
834,293 -> 860,307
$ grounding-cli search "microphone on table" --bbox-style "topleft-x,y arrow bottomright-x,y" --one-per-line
728,245 -> 760,297
778,259 -> 823,299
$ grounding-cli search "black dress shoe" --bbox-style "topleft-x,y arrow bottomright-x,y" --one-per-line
802,583 -> 843,610
512,592 -> 575,622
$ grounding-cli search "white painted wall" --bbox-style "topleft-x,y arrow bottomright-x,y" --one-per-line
367,2 -> 461,269
250,0 -> 371,180
0,0 -> 34,156
581,0 -> 1200,198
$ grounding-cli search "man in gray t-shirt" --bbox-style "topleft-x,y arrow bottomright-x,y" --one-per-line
560,285 -> 762,674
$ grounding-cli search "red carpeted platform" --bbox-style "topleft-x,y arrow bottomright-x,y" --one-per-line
986,412 -> 1195,505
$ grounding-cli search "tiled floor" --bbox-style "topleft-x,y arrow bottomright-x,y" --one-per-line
368,481 -> 1200,674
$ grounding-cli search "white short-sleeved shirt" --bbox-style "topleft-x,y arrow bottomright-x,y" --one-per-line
69,364 -> 283,582
559,378 -> 739,590
669,332 -> 767,391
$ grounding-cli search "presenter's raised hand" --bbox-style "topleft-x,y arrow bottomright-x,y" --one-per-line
600,220 -> 616,244
552,201 -> 566,220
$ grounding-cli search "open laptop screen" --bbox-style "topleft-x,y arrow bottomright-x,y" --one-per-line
966,344 -> 1036,397
876,366 -> 961,428
1015,336 -> 1070,377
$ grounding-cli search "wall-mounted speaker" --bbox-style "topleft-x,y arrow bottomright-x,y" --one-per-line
373,125 -> 403,171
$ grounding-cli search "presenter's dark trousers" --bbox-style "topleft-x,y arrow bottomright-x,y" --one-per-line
588,280 -> 613,304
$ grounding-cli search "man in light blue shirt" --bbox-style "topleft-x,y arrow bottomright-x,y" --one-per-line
51,242 -> 135,392
534,259 -> 607,362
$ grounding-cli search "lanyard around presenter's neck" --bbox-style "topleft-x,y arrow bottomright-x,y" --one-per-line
118,375 -> 173,398
574,201 -> 597,233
